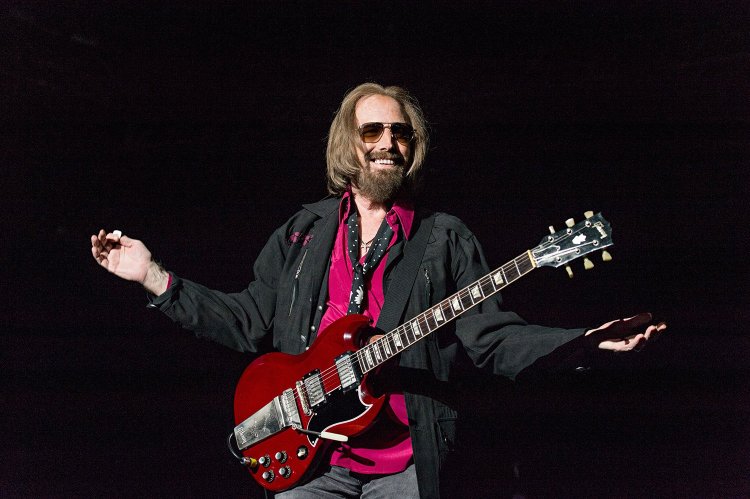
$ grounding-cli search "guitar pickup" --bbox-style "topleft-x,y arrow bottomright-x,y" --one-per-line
335,352 -> 362,393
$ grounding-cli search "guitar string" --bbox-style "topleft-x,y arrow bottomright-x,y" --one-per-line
289,253 -> 539,406
296,255 -> 535,399
301,257 -> 532,400
284,229 -> 602,410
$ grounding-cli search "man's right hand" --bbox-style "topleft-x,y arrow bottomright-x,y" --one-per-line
90,229 -> 169,295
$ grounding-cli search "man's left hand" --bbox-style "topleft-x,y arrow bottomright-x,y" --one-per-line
585,312 -> 667,352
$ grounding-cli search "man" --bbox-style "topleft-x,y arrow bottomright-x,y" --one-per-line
91,83 -> 665,498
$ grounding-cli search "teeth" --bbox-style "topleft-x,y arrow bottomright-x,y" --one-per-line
374,159 -> 394,165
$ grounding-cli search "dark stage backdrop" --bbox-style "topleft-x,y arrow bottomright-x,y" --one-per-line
3,2 -> 748,497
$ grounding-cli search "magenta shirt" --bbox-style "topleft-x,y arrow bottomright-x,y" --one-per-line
319,191 -> 415,474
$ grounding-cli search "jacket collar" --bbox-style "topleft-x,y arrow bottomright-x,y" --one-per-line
301,196 -> 341,218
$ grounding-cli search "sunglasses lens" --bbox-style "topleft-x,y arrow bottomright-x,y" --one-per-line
390,123 -> 414,144
359,123 -> 415,144
360,123 -> 385,142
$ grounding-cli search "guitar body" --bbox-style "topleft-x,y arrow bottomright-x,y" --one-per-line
233,314 -> 386,492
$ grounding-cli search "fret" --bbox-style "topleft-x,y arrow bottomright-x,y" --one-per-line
392,330 -> 403,349
418,317 -> 428,335
373,343 -> 382,363
399,327 -> 410,347
503,262 -> 519,282
480,277 -> 495,296
364,348 -> 374,369
358,251 -> 542,379
383,337 -> 392,357
379,340 -> 389,360
442,301 -> 456,321
434,305 -> 445,323
404,323 -> 417,344
391,334 -> 401,353
410,319 -> 422,338
424,309 -> 438,331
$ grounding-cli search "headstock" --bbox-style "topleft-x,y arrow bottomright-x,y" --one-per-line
532,211 -> 613,277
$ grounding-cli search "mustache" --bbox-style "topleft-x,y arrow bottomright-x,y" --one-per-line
365,151 -> 405,164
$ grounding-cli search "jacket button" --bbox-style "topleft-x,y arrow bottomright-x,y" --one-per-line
310,325 -> 316,332
317,305 -> 324,311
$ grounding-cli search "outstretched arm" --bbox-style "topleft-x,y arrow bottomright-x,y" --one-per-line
90,229 -> 170,295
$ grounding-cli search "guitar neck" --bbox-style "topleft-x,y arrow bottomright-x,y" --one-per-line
357,250 -> 537,373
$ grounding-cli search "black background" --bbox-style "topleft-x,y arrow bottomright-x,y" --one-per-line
3,2 -> 749,497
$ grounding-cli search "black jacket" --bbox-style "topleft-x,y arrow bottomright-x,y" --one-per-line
149,197 -> 586,498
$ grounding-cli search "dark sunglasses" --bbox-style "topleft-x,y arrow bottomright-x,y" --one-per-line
358,122 -> 415,145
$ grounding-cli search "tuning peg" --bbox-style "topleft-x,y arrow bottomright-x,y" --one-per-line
565,265 -> 574,278
548,225 -> 556,234
584,258 -> 594,270
601,250 -> 612,262
584,211 -> 594,219
565,218 -> 575,228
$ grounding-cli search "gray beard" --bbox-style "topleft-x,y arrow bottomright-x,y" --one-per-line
354,163 -> 405,204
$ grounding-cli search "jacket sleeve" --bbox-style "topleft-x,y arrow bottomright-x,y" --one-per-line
147,225 -> 289,353
445,218 -> 587,380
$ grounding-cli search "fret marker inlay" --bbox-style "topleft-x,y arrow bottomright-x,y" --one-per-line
451,297 -> 461,311
434,308 -> 444,322
393,333 -> 403,348
411,320 -> 421,337
493,272 -> 504,286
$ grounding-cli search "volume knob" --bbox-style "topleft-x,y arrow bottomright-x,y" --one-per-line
261,470 -> 275,482
275,451 -> 288,463
278,466 -> 291,478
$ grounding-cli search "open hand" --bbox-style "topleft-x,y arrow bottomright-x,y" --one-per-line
585,312 -> 667,352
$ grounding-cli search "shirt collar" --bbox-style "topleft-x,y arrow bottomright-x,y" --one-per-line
339,189 -> 415,240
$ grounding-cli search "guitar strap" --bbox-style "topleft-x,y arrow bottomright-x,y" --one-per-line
375,211 -> 436,332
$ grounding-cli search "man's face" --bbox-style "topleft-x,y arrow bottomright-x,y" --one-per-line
353,94 -> 411,203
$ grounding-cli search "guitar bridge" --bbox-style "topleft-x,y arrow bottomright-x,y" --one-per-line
233,389 -> 301,451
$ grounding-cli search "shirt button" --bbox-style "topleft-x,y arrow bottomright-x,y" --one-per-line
310,325 -> 316,332
317,305 -> 324,311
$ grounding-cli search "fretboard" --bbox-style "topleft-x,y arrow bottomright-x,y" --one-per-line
355,250 -> 537,373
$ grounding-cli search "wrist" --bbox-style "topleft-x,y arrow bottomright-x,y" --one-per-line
143,260 -> 170,296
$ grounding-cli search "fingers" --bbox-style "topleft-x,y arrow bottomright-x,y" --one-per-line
91,229 -> 124,248
91,228 -> 125,270
600,333 -> 646,352
644,321 -> 667,341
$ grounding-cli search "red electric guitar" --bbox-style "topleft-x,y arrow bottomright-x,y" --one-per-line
230,212 -> 613,491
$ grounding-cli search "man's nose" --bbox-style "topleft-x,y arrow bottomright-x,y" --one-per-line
375,127 -> 397,148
